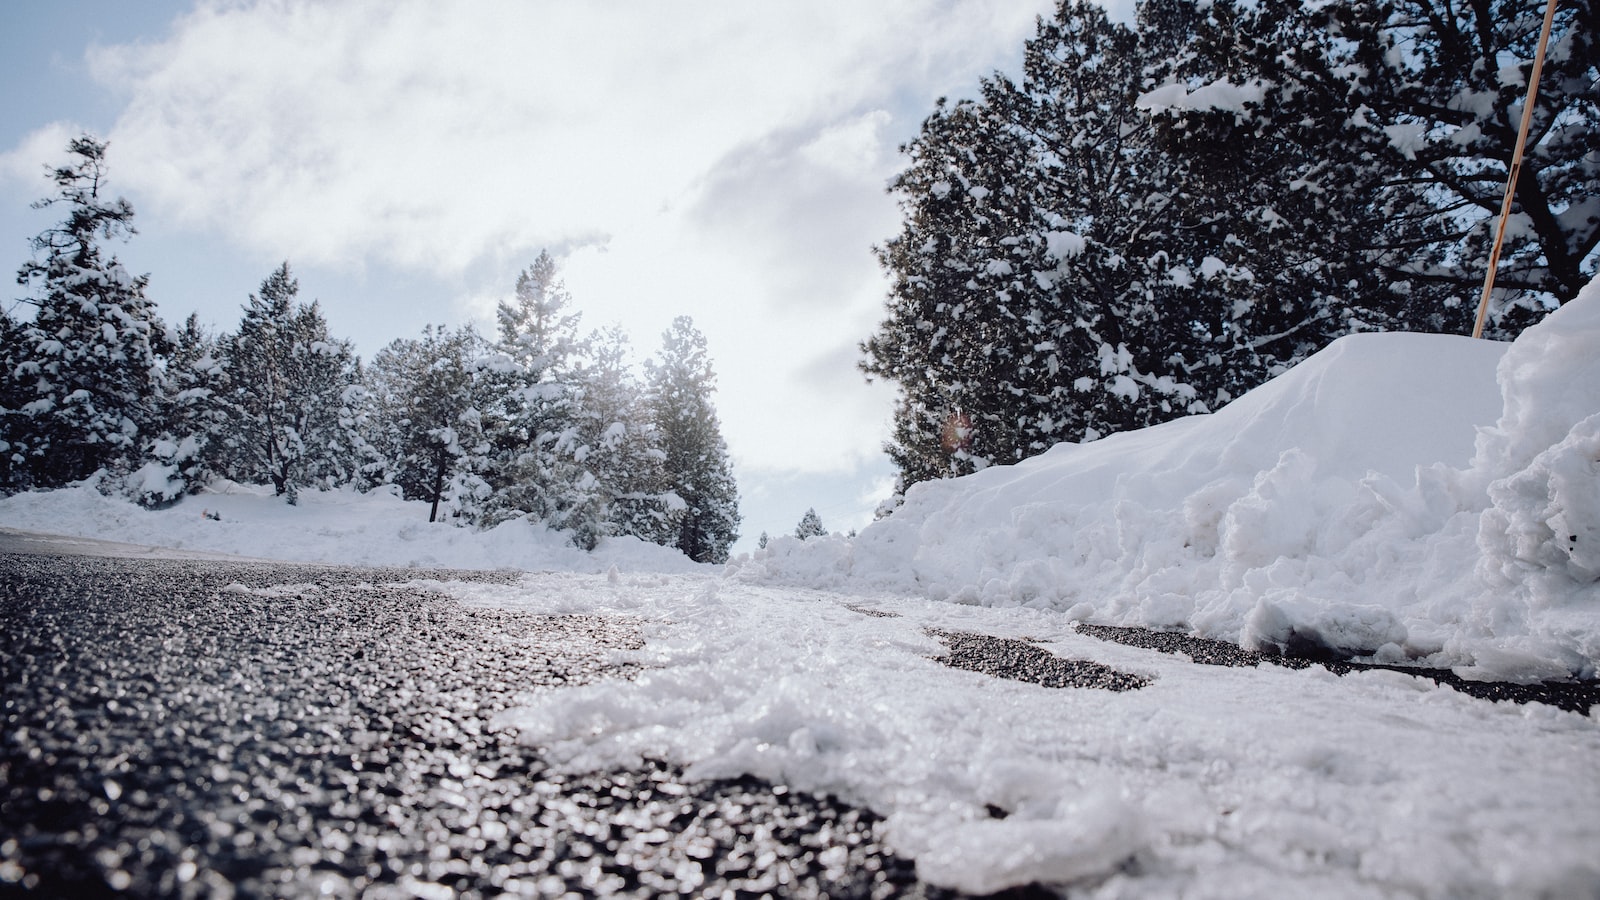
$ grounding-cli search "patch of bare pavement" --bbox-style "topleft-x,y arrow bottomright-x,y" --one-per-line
1,547 -> 1063,899
1073,622 -> 1600,715
932,631 -> 1148,693
854,602 -> 1597,714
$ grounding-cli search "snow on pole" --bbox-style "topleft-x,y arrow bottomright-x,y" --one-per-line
1472,0 -> 1560,339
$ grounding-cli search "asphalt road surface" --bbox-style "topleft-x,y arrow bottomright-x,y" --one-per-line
2,541 -> 1040,899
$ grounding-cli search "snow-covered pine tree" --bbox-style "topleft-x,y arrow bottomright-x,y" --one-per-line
1330,0 -> 1597,320
281,302 -> 373,494
864,94 -> 1035,485
1129,0 -> 1371,395
3,135 -> 169,491
367,324 -> 492,523
215,264 -> 293,490
1150,0 -> 1597,330
129,313 -> 229,506
794,508 -> 826,541
647,316 -> 739,564
864,3 -> 1210,485
982,2 -> 1219,436
574,325 -> 681,545
0,309 -> 31,492
216,263 -> 365,502
478,251 -> 596,543
364,333 -> 417,490
334,357 -> 386,492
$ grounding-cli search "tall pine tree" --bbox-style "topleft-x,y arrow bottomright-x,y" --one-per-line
479,251 -> 597,541
573,325 -> 681,545
3,135 -> 168,491
647,317 -> 739,563
864,4 -> 1214,483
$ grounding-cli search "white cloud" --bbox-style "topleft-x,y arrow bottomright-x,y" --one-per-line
12,0 -> 1056,475
0,120 -> 81,188
85,0 -> 1042,275
687,110 -> 900,314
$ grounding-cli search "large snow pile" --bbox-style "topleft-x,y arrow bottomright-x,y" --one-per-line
736,279 -> 1600,681
0,479 -> 702,574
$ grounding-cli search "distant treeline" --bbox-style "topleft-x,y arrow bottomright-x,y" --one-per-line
0,136 -> 740,563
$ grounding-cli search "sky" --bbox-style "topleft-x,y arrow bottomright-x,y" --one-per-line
0,0 -> 1135,549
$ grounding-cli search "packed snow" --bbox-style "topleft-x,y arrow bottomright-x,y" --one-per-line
3,279 -> 1598,895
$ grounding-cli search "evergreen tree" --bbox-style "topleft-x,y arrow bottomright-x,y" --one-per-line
647,316 -> 740,563
0,309 -> 31,492
334,358 -> 386,492
1130,0 -> 1380,392
1143,0 -> 1597,331
573,325 -> 681,545
367,324 -> 492,522
479,251 -> 597,544
496,251 -> 583,374
794,508 -> 826,541
865,3 -> 1212,483
130,313 -> 228,506
3,135 -> 168,490
1309,0 -> 1596,317
863,0 -> 1597,495
216,263 -> 365,502
216,263 -> 294,491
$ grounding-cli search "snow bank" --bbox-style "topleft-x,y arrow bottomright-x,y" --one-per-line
735,280 -> 1600,680
0,479 -> 702,574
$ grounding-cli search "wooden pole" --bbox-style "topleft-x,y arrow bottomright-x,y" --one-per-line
1472,0 -> 1561,339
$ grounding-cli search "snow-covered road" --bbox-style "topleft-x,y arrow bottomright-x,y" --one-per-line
456,572 -> 1600,897
5,543 -> 1595,897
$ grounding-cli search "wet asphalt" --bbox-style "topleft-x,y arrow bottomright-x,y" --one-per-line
1073,623 -> 1600,714
2,551 -> 1042,899
931,631 -> 1147,693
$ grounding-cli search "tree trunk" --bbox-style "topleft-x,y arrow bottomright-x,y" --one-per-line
428,451 -> 448,523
